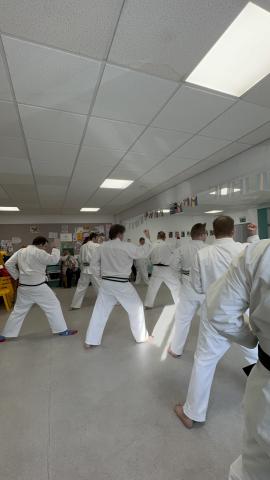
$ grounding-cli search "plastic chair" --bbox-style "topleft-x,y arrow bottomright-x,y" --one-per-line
0,287 -> 11,311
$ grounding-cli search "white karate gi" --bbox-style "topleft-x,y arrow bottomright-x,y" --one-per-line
135,257 -> 150,285
85,238 -> 152,345
70,241 -> 100,309
144,240 -> 180,307
2,245 -> 67,337
207,240 -> 270,480
183,236 -> 259,422
169,240 -> 206,355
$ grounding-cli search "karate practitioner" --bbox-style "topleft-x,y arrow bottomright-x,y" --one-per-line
85,225 -> 152,348
135,237 -> 150,285
0,236 -> 77,343
174,216 -> 258,428
144,231 -> 180,308
207,240 -> 270,480
168,223 -> 207,357
70,232 -> 100,309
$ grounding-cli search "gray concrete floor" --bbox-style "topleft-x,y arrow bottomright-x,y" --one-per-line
0,284 -> 248,480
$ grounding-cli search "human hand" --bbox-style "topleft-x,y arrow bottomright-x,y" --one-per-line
143,229 -> 150,239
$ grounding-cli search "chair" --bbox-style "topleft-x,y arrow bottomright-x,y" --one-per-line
0,287 -> 12,311
0,277 -> 14,307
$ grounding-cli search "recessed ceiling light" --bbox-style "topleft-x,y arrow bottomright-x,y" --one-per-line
233,188 -> 241,193
0,206 -> 20,211
100,179 -> 133,189
205,210 -> 224,214
80,207 -> 100,212
209,191 -> 217,195
220,187 -> 228,196
186,2 -> 270,96
163,209 -> 170,213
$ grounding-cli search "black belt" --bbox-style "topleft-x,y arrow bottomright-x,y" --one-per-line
83,262 -> 90,266
102,276 -> 130,283
153,263 -> 169,267
243,345 -> 270,376
19,281 -> 47,287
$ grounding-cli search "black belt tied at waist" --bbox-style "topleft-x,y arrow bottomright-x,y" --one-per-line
243,344 -> 270,376
102,276 -> 130,283
83,262 -> 90,266
19,281 -> 47,287
153,263 -> 169,267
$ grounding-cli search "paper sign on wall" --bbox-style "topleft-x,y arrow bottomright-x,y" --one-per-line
48,232 -> 58,239
30,225 -> 39,233
60,233 -> 72,241
61,225 -> 68,233
11,237 -> 22,244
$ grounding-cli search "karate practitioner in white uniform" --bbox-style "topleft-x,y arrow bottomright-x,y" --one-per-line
0,236 -> 77,343
144,231 -> 180,308
70,232 -> 100,309
85,225 -> 152,348
174,216 -> 258,428
207,240 -> 270,480
135,237 -> 150,285
168,223 -> 207,357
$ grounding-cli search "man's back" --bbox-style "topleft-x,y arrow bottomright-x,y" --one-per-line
150,240 -> 172,265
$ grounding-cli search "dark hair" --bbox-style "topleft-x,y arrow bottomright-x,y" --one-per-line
139,237 -> 145,242
32,236 -> 48,246
109,224 -> 126,240
82,236 -> 90,244
213,216 -> 234,238
157,231 -> 166,240
89,232 -> 97,241
191,223 -> 207,239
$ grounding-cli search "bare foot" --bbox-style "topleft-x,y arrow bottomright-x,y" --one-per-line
174,404 -> 193,429
168,347 -> 182,359
84,343 -> 99,350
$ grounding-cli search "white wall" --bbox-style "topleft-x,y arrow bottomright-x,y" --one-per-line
0,213 -> 114,224
124,209 -> 257,243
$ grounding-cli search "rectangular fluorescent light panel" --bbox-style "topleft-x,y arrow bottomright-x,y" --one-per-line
0,206 -> 20,211
205,210 -> 224,214
163,209 -> 170,213
80,207 -> 100,212
100,179 -> 133,189
186,2 -> 270,96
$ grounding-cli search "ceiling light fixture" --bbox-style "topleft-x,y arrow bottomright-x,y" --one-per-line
209,191 -> 217,195
205,210 -> 224,214
0,206 -> 20,211
163,209 -> 170,213
233,188 -> 241,192
80,207 -> 100,212
220,187 -> 228,196
186,2 -> 270,96
100,179 -> 133,189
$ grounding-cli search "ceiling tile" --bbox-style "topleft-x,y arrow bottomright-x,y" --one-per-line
19,104 -> 86,143
201,100 -> 270,141
35,175 -> 70,186
88,189 -> 119,206
116,152 -> 161,175
131,127 -> 192,159
108,165 -> 140,181
174,135 -> 230,160
199,142 -> 250,167
239,122 -> 270,146
0,136 -> 27,158
3,36 -> 101,114
243,74 -> 270,109
92,64 -> 177,124
0,100 -> 22,137
0,185 -> 10,200
153,85 -> 235,133
0,156 -> 31,174
27,139 -> 79,176
0,1 -> 124,59
84,117 -> 144,151
109,0 -> 249,81
77,145 -> 124,167
0,173 -> 34,185
0,52 -> 12,101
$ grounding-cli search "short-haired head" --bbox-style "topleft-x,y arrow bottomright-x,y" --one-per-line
89,232 -> 98,241
109,224 -> 126,240
157,231 -> 166,241
191,223 -> 207,240
213,215 -> 234,238
32,236 -> 48,246
139,237 -> 145,245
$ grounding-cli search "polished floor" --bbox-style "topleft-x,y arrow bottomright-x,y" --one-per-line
0,284 -> 248,480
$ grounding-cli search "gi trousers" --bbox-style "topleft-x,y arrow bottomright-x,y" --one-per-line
183,304 -> 258,422
2,284 -> 67,337
135,260 -> 149,285
229,362 -> 270,480
171,280 -> 204,355
85,280 -> 148,345
144,266 -> 180,307
71,273 -> 100,309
